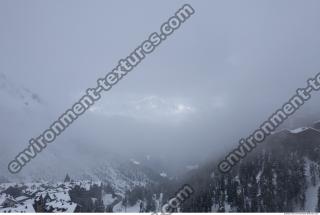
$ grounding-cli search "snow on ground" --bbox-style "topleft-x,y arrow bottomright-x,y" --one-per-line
36,188 -> 71,202
73,180 -> 101,191
113,200 -> 141,212
211,202 -> 232,212
301,157 -> 320,212
15,195 -> 29,202
0,181 -> 115,213
0,199 -> 35,213
93,164 -> 147,193
0,193 -> 7,205
46,201 -> 77,213
211,203 -> 219,212
33,184 -> 77,212
112,200 -> 124,212
102,194 -> 116,206
0,183 -> 16,192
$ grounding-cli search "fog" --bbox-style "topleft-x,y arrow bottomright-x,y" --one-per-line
1,0 -> 320,179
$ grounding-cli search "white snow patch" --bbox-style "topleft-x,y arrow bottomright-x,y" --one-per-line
0,199 -> 35,213
301,158 -> 320,212
256,170 -> 262,183
46,201 -> 77,213
160,172 -> 167,178
290,127 -> 309,134
0,194 -> 7,206
102,194 -> 116,206
130,159 -> 140,165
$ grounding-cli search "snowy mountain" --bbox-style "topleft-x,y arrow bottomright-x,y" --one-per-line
3,70 -> 320,212
3,121 -> 320,212
0,161 -> 171,213
84,160 -> 169,194
178,122 -> 320,212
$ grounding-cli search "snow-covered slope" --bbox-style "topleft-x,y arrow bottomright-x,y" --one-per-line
180,123 -> 320,212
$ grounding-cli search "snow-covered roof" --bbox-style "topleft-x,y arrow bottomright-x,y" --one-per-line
34,186 -> 77,212
36,188 -> 71,202
0,199 -> 35,213
0,183 -> 17,192
73,180 -> 102,191
0,194 -> 17,206
15,195 -> 29,202
46,201 -> 77,213
0,194 -> 6,205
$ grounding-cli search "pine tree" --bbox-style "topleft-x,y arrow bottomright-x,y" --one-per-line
316,187 -> 320,212
64,174 -> 71,183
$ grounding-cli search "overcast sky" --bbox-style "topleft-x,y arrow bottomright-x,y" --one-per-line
1,0 -> 320,178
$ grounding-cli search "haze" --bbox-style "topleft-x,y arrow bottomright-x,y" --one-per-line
1,0 -> 320,180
